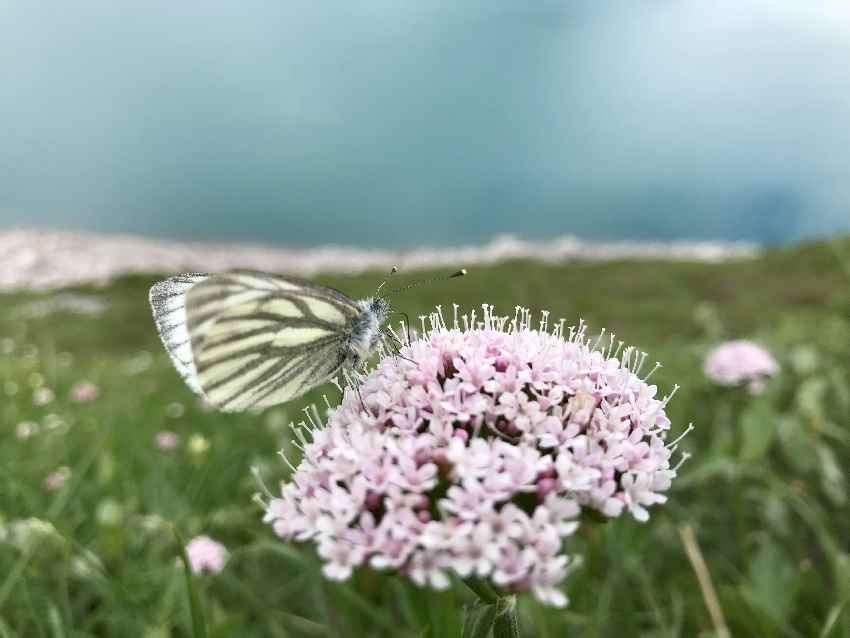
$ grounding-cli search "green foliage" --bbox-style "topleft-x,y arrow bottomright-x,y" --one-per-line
1,237 -> 849,636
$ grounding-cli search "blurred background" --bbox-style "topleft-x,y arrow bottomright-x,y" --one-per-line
2,0 -> 850,247
2,2 -> 850,638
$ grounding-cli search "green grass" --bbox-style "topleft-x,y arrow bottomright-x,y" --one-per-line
2,237 -> 850,637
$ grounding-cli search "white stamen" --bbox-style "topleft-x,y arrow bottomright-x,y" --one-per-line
662,384 -> 681,407
643,362 -> 662,382
251,465 -> 275,500
278,449 -> 297,473
613,340 -> 624,358
666,422 -> 694,450
592,328 -> 606,351
673,451 -> 692,472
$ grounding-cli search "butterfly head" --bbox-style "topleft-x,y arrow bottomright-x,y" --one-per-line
369,296 -> 391,324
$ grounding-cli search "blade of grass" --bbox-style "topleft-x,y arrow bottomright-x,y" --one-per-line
0,615 -> 16,638
276,611 -> 329,636
46,421 -> 111,520
0,549 -> 33,610
679,524 -> 730,638
818,601 -> 846,638
462,601 -> 498,638
47,605 -> 66,638
173,526 -> 208,638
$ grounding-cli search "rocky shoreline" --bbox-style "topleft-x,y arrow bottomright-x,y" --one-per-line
0,228 -> 759,291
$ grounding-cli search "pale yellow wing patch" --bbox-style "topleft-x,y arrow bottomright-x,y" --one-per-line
272,327 -> 336,348
303,297 -> 348,325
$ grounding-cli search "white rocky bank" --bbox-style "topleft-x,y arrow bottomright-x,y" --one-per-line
0,228 -> 759,291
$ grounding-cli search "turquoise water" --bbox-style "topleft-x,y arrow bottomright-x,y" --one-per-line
2,3 -> 850,247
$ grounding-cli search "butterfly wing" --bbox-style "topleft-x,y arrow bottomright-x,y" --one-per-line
151,270 -> 362,412
149,272 -> 210,394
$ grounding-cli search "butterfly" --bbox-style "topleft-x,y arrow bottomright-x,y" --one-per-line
148,270 -> 396,412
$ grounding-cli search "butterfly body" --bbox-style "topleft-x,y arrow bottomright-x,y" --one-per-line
345,297 -> 390,366
149,270 -> 390,412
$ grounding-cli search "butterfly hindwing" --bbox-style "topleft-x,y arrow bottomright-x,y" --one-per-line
149,273 -> 209,395
182,270 -> 361,411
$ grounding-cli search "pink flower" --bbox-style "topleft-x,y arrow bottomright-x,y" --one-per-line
704,340 -> 779,394
155,431 -> 180,451
44,466 -> 71,491
185,535 -> 228,575
261,306 -> 689,607
70,382 -> 99,402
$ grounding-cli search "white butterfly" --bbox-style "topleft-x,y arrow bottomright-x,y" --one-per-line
149,270 -> 393,412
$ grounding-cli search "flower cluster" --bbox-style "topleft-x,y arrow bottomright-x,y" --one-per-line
262,306 -> 689,607
185,535 -> 229,575
704,340 -> 779,395
155,431 -> 180,451
44,466 -> 71,491
70,381 -> 99,403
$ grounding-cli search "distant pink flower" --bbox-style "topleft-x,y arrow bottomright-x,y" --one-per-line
155,431 -> 180,451
262,306 -> 690,607
70,382 -> 99,402
185,535 -> 228,575
704,340 -> 779,395
44,466 -> 71,491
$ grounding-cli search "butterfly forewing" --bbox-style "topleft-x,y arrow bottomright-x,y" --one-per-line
182,270 -> 360,411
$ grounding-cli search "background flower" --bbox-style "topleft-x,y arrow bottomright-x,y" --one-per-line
185,535 -> 228,575
16,421 -> 40,440
70,382 -> 99,402
704,340 -> 779,394
32,387 -> 55,406
44,466 -> 71,491
155,431 -> 179,451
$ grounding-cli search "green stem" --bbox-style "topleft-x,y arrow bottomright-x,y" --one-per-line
172,526 -> 209,638
462,578 -> 501,605
493,596 -> 520,638
461,580 -> 522,638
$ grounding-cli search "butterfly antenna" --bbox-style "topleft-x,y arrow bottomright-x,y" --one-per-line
384,268 -> 467,297
380,267 -> 466,345
375,265 -> 399,296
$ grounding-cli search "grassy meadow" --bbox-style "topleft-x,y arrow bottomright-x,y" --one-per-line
2,238 -> 850,637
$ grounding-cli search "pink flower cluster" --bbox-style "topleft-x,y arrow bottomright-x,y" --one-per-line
185,535 -> 229,575
70,381 -> 99,403
263,307 -> 688,607
704,340 -> 779,395
44,466 -> 71,491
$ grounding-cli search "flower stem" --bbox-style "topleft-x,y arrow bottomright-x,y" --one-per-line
493,595 -> 520,638
461,580 -> 521,638
462,578 -> 501,605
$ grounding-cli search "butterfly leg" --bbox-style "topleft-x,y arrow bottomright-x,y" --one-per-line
388,311 -> 412,346
383,331 -> 416,365
355,382 -> 368,413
